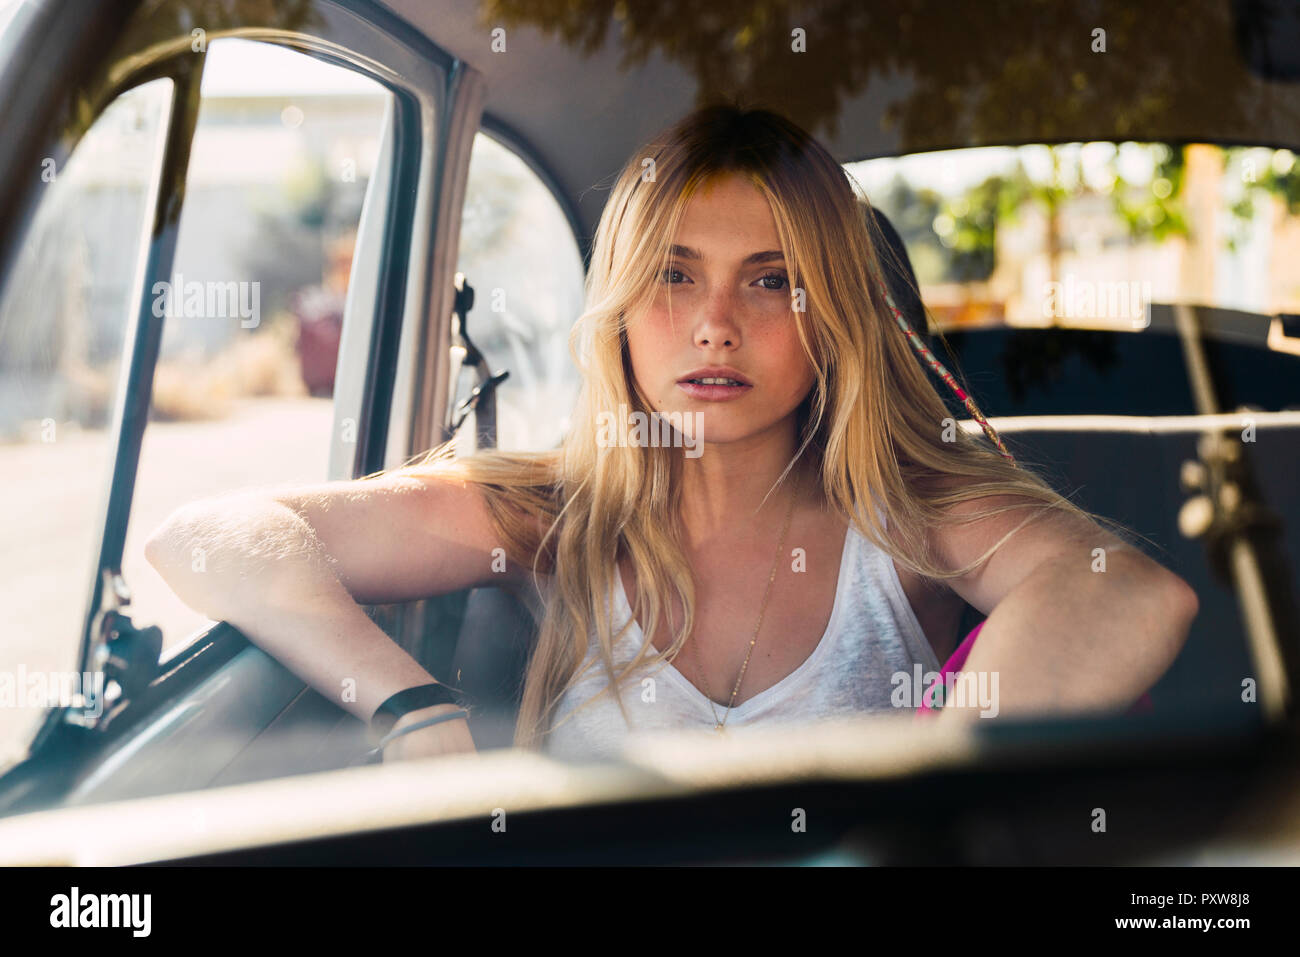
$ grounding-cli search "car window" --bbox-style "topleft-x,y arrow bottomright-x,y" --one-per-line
449,132 -> 585,453
0,77 -> 174,770
118,39 -> 392,659
849,142 -> 1300,326
846,143 -> 1300,416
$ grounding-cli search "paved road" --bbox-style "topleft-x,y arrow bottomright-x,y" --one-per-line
0,396 -> 333,766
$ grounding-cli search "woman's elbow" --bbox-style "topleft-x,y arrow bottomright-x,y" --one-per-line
143,502 -> 207,575
143,518 -> 177,569
143,513 -> 182,575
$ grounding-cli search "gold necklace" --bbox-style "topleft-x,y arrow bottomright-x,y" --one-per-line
692,469 -> 801,733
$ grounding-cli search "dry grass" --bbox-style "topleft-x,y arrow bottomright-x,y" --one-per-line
150,316 -> 307,422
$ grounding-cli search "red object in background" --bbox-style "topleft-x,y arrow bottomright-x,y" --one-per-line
292,286 -> 345,397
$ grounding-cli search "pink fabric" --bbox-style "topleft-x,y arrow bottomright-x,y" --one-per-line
915,620 -> 1154,717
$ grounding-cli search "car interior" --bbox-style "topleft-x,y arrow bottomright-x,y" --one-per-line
0,0 -> 1297,823
445,205 -> 1300,750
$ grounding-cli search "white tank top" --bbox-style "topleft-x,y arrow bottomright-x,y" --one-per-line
541,522 -> 943,761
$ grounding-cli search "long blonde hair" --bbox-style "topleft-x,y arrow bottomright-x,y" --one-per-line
392,105 -> 1096,750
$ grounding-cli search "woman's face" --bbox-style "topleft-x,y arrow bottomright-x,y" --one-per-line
624,173 -> 817,449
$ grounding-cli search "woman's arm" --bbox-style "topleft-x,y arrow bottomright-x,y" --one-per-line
926,495 -> 1198,721
143,467 -> 533,756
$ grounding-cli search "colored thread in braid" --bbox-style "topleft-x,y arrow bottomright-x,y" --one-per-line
865,259 -> 1016,464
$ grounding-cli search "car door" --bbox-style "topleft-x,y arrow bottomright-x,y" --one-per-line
0,0 -> 486,815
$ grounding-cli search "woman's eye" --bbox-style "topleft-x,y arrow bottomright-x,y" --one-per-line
660,267 -> 687,284
757,272 -> 789,291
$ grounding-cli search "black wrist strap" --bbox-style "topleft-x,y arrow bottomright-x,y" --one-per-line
369,683 -> 463,743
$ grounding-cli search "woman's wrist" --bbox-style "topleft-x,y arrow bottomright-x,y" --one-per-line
378,704 -> 474,760
390,702 -> 467,734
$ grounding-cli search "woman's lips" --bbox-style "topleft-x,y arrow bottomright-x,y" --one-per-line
677,380 -> 752,401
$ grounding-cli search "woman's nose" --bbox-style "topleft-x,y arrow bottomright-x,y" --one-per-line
691,286 -> 742,348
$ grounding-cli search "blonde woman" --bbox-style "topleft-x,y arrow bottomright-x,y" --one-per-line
145,106 -> 1198,763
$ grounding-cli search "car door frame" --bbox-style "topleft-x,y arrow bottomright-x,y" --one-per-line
0,0 -> 487,816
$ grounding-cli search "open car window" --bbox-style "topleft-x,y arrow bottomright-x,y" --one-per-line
0,78 -> 174,771
117,39 -> 393,659
449,132 -> 585,453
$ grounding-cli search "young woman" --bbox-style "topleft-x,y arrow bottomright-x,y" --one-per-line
145,106 -> 1198,763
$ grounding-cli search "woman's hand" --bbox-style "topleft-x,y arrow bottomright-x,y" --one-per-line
381,704 -> 479,762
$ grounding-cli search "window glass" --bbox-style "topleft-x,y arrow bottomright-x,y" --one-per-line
848,143 -> 1300,329
121,39 -> 391,656
846,144 -> 1300,416
451,133 -> 585,453
0,0 -> 30,52
0,78 -> 173,770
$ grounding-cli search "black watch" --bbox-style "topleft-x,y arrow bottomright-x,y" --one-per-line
369,683 -> 464,744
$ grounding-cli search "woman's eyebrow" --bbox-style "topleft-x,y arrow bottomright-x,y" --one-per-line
669,244 -> 786,265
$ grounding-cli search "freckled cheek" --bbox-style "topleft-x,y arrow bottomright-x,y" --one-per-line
625,322 -> 676,401
747,321 -> 806,372
765,328 -> 817,405
629,304 -> 678,348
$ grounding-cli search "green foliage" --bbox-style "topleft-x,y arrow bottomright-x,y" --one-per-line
902,144 -> 1195,289
1222,147 -> 1299,253
283,156 -> 329,230
1112,143 -> 1189,244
